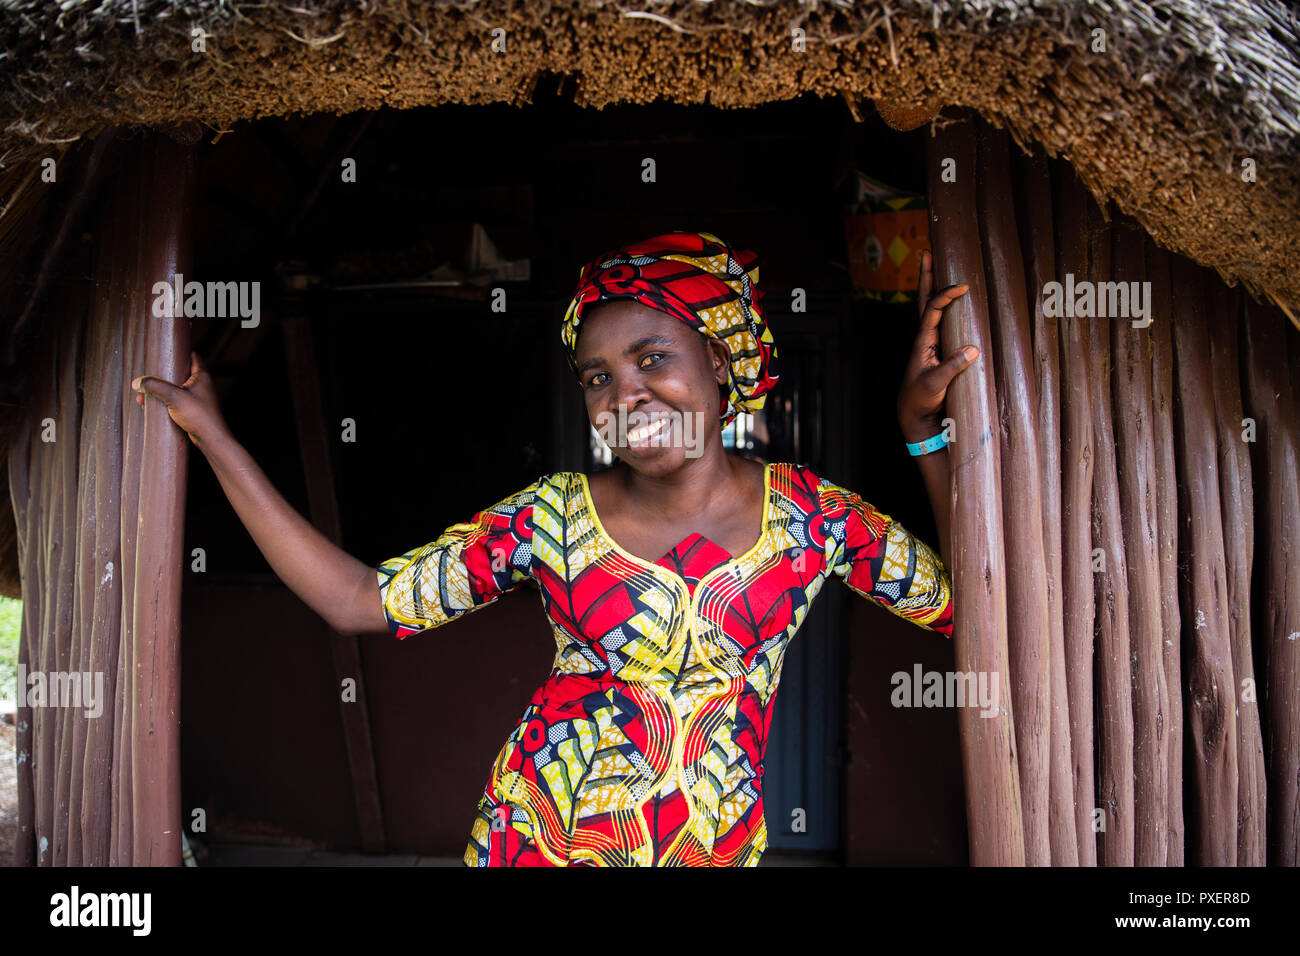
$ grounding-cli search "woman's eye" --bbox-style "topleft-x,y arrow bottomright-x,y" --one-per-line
640,352 -> 664,368
589,373 -> 608,387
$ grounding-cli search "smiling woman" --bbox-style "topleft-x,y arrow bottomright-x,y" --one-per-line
133,229 -> 970,867
372,231 -> 965,866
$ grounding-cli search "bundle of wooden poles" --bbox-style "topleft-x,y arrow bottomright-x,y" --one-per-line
926,110 -> 1300,866
9,133 -> 192,866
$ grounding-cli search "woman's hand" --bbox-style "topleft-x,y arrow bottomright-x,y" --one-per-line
132,348 -> 386,635
131,351 -> 229,449
897,250 -> 981,441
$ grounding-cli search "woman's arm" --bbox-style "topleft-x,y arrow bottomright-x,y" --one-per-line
897,249 -> 981,571
901,421 -> 954,569
133,352 -> 388,637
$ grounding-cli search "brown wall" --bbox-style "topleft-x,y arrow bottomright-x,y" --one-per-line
182,580 -> 554,854
842,601 -> 968,865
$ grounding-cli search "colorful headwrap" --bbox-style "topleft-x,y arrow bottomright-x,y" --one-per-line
560,230 -> 780,428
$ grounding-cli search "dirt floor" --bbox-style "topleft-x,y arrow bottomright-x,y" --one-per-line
0,715 -> 16,867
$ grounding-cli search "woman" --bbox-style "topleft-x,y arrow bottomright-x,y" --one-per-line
133,230 -> 978,867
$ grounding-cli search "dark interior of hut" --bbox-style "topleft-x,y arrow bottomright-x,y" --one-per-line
169,87 -> 967,863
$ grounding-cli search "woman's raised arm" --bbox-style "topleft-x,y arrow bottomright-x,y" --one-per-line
132,351 -> 388,637
896,249 -> 981,570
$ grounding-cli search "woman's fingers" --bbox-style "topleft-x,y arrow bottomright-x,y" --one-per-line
134,352 -> 211,401
923,345 -> 981,393
909,283 -> 969,373
131,373 -> 187,410
921,284 -> 970,330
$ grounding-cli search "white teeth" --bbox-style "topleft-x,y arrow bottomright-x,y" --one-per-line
627,417 -> 668,442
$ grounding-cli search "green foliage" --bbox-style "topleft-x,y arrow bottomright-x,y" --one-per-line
0,596 -> 21,706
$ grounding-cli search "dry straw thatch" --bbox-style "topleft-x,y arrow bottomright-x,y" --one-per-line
0,0 -> 1297,315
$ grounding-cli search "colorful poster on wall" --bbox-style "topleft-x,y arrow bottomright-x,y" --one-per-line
843,172 -> 929,303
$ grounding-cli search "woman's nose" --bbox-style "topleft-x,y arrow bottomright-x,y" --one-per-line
611,369 -> 651,412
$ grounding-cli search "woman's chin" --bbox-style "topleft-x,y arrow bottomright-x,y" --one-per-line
613,446 -> 687,475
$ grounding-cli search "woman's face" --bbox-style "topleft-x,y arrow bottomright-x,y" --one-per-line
574,300 -> 730,475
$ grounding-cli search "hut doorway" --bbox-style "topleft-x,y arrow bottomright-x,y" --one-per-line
175,93 -> 950,861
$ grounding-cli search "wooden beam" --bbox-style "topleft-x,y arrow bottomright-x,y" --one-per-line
1144,237 -> 1184,865
280,312 -> 388,854
78,154 -> 128,867
130,132 -> 194,866
1109,214 -> 1168,866
1170,256 -> 1238,866
1085,196 -> 1136,866
112,144 -> 148,864
924,109 -> 1025,866
974,118 -> 1052,866
1240,293 -> 1300,866
1012,145 -> 1078,866
1052,165 -> 1098,866
1207,280 -> 1267,866
49,290 -> 82,866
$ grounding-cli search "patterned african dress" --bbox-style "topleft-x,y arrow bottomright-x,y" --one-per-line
376,461 -> 954,866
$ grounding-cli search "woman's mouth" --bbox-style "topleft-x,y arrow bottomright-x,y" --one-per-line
625,415 -> 671,447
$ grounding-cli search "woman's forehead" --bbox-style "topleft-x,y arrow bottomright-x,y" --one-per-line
575,302 -> 697,353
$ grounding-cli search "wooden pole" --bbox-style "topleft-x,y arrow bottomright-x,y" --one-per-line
974,118 -> 1052,866
112,138 -> 147,866
50,294 -> 83,866
1012,146 -> 1078,866
80,171 -> 127,867
67,272 -> 96,867
281,313 -> 388,853
925,109 -> 1025,866
1085,198 -> 1136,866
1207,280 -> 1267,866
1109,214 -> 1169,865
1144,238 -> 1184,865
1051,165 -> 1098,866
1170,256 -> 1238,866
1240,294 -> 1300,866
129,132 -> 193,866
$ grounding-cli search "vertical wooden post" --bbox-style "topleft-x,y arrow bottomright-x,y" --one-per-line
1207,281 -> 1266,866
974,118 -> 1052,866
112,139 -> 148,864
1144,238 -> 1184,865
1053,167 -> 1098,865
281,313 -> 388,854
1085,198 -> 1136,866
1012,146 -> 1078,866
128,132 -> 193,866
1240,294 -> 1300,866
8,129 -> 192,867
1109,214 -> 1168,866
80,155 -> 128,867
925,110 -> 1025,866
1171,257 -> 1238,866
49,298 -> 82,866
67,272 -> 96,867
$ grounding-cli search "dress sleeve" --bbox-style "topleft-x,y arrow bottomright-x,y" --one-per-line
375,477 -> 541,639
818,477 -> 953,638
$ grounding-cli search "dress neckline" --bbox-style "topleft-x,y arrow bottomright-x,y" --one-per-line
577,461 -> 774,577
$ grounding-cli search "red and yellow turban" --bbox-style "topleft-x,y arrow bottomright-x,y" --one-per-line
560,230 -> 780,428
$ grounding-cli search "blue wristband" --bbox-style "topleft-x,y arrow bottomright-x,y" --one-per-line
906,431 -> 949,456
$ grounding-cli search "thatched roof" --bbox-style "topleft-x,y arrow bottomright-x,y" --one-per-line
0,0 -> 1298,317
